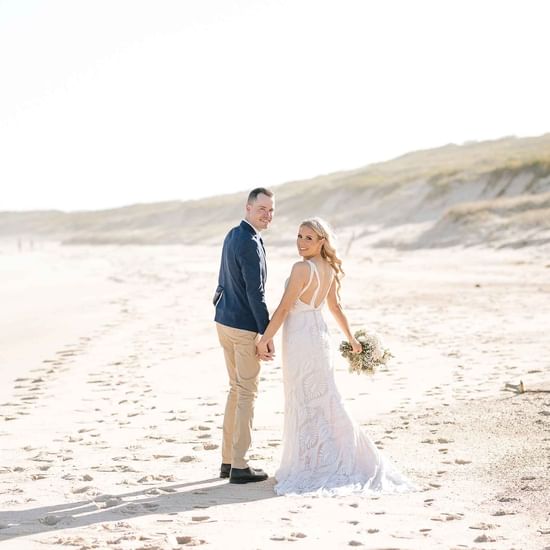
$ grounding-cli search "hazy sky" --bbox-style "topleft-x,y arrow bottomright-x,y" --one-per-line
1,0 -> 549,212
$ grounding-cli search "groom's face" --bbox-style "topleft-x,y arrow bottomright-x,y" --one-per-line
246,193 -> 274,231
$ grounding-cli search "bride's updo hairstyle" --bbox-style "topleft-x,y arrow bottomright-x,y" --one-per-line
300,217 -> 345,300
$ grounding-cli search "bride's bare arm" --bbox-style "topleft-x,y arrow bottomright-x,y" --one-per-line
326,280 -> 361,352
257,262 -> 309,349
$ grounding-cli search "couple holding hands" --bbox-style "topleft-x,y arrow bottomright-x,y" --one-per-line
214,188 -> 414,495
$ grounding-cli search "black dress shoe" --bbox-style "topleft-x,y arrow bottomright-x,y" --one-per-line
229,466 -> 268,484
220,463 -> 231,479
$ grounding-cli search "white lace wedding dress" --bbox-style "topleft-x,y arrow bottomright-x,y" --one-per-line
274,260 -> 415,496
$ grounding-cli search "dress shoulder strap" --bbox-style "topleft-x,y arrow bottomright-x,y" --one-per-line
317,270 -> 334,306
298,260 -> 316,297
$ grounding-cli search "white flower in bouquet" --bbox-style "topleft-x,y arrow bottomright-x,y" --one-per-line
339,329 -> 392,375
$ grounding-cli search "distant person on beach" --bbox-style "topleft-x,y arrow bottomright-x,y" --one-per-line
213,188 -> 275,484
256,217 -> 416,495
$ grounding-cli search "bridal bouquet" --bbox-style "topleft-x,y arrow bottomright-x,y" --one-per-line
339,329 -> 392,375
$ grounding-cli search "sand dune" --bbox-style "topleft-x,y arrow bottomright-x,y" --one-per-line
374,190 -> 550,249
2,133 -> 550,248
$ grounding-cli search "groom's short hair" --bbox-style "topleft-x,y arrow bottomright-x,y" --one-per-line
247,187 -> 274,203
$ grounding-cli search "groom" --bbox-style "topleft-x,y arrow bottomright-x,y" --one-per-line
214,188 -> 275,484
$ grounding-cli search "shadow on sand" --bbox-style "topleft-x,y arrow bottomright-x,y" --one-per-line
0,476 -> 278,542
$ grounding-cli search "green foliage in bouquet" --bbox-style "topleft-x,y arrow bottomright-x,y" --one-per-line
339,329 -> 393,375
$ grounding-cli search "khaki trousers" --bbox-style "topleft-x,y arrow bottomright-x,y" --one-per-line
216,323 -> 261,469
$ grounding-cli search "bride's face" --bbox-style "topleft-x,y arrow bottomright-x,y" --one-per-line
297,225 -> 324,259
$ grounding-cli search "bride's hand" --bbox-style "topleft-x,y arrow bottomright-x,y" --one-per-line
350,337 -> 362,354
266,339 -> 276,358
256,340 -> 273,361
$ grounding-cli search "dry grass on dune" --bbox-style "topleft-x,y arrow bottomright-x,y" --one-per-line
2,133 -> 550,247
406,191 -> 550,248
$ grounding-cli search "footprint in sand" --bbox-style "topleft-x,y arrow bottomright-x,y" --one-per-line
249,453 -> 269,461
72,486 -> 94,494
20,396 -> 39,402
469,522 -> 499,530
180,455 -> 199,463
39,514 -> 66,526
119,503 -> 141,515
270,535 -> 296,542
431,512 -> 463,522
497,496 -> 519,503
138,474 -> 176,483
474,534 -> 497,543
168,536 -> 206,546
191,516 -> 211,523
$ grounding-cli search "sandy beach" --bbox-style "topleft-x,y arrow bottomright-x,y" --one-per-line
1,241 -> 549,550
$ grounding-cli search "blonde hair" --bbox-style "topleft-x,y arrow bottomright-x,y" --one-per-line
299,217 -> 344,300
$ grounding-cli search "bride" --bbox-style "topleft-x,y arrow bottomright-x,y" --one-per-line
256,218 -> 415,495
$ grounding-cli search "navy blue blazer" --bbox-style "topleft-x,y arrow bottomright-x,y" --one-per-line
214,221 -> 269,334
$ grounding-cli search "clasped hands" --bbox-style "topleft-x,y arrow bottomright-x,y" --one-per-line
256,338 -> 275,361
